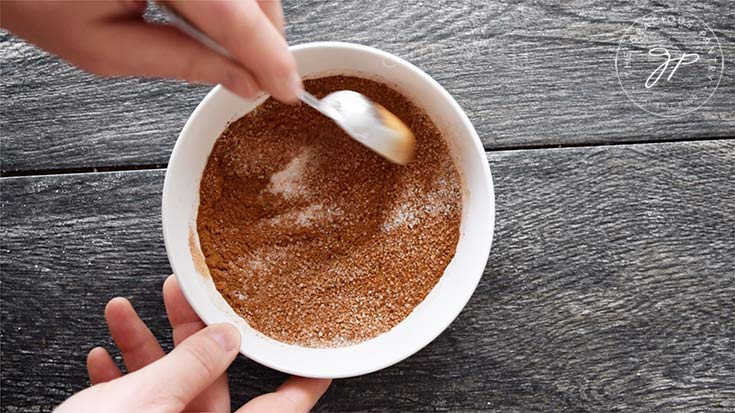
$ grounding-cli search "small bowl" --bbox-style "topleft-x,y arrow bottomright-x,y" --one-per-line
162,42 -> 495,378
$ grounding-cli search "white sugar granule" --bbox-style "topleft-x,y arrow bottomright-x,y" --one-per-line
383,174 -> 459,231
384,202 -> 420,230
267,148 -> 312,199
265,203 -> 343,228
295,204 -> 343,226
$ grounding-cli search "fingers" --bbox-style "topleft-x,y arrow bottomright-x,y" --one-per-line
170,0 -> 302,102
163,275 -> 206,345
81,21 -> 260,99
86,347 -> 122,385
164,275 -> 231,413
257,0 -> 285,36
6,0 -> 290,101
105,297 -> 165,373
130,323 -> 241,411
236,376 -> 332,413
1,0 -> 276,100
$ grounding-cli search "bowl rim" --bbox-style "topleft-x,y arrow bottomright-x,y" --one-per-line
162,41 -> 495,378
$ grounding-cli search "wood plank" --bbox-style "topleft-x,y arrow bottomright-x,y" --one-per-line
2,0 -> 734,173
2,140 -> 733,411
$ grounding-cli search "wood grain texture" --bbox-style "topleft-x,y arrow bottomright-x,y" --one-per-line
2,140 -> 733,412
2,0 -> 734,173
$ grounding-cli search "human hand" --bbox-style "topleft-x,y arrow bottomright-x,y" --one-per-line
55,275 -> 331,413
1,0 -> 302,102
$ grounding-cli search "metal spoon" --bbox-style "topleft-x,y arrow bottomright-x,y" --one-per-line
159,3 -> 416,164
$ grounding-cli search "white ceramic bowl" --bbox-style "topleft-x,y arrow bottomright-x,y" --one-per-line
162,42 -> 494,378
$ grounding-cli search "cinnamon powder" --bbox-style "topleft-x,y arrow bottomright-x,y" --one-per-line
197,76 -> 462,347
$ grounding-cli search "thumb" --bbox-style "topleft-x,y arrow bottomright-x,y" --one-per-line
130,323 -> 241,412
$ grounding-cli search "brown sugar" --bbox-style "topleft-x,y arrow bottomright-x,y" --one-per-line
196,75 -> 462,347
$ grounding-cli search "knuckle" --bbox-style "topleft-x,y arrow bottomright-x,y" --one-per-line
139,393 -> 186,413
181,340 -> 219,379
133,375 -> 187,412
275,392 -> 300,410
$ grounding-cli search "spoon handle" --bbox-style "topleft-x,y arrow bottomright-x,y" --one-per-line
299,91 -> 323,112
158,3 -> 232,58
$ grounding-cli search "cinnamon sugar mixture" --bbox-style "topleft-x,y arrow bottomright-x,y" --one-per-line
197,76 -> 461,347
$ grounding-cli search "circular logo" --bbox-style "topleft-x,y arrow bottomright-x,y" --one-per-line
615,11 -> 724,117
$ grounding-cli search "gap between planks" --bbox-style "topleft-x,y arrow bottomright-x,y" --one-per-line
1,137 -> 732,178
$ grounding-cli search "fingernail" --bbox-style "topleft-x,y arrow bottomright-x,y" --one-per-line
287,71 -> 303,102
207,323 -> 240,352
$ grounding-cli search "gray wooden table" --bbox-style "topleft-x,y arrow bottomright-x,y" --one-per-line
2,1 -> 734,412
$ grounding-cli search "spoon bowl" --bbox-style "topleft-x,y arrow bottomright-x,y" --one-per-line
302,90 -> 415,164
